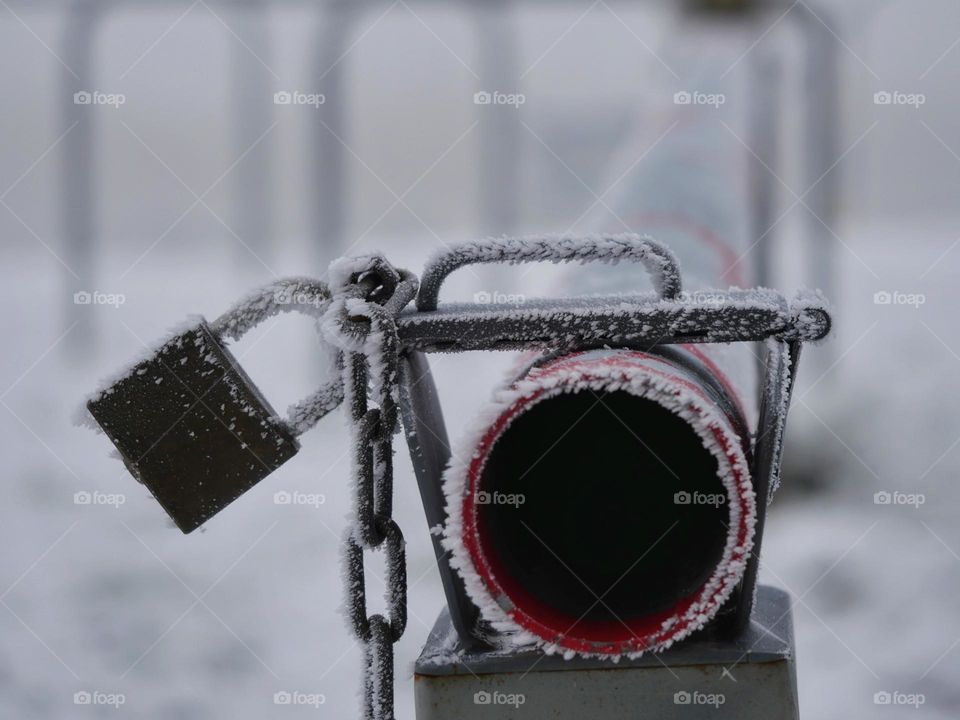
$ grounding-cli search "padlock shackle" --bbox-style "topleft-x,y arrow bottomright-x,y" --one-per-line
209,271 -> 419,437
210,277 -> 332,341
415,234 -> 683,312
209,277 -> 344,437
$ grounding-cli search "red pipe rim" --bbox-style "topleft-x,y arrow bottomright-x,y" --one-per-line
456,350 -> 755,656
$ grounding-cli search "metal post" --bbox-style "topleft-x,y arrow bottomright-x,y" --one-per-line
230,0 -> 274,265
312,0 -> 357,269
60,0 -> 105,356
748,46 -> 782,290
796,1 -> 841,372
473,0 -> 521,234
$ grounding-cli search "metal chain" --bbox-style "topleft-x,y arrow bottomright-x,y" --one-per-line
322,258 -> 417,720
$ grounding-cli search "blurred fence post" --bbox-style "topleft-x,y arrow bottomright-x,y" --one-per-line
231,0 -> 275,266
473,0 -> 521,235
61,0 -> 105,357
748,46 -> 781,290
312,0 -> 357,271
796,1 -> 841,373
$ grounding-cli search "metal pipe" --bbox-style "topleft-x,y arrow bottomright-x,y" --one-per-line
461,348 -> 754,655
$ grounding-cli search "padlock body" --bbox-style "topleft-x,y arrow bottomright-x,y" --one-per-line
87,319 -> 299,532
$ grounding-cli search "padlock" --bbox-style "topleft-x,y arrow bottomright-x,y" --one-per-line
87,279 -> 336,533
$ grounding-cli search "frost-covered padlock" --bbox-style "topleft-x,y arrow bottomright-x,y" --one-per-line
86,279 -> 338,533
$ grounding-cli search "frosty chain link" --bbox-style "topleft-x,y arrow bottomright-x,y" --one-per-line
323,261 -> 418,720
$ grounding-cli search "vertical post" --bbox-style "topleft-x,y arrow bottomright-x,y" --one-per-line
746,44 -> 782,390
796,1 -> 841,370
312,0 -> 356,270
60,0 -> 103,357
230,0 -> 274,266
473,0 -> 520,234
748,47 -> 781,290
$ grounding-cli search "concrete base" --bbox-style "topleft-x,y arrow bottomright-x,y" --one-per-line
414,585 -> 799,720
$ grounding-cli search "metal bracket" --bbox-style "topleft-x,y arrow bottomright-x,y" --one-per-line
395,240 -> 829,650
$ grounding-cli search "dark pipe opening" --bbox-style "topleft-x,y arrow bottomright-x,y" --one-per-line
477,390 -> 730,629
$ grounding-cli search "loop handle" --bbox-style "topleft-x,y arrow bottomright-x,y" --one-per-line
416,234 -> 683,311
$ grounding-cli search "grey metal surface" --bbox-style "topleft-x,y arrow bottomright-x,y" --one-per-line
414,585 -> 798,719
397,289 -> 829,353
398,352 -> 487,648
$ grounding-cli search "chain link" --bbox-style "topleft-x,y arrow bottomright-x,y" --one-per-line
322,259 -> 417,720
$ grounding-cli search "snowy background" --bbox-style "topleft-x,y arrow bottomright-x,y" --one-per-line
2,0 -> 960,718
